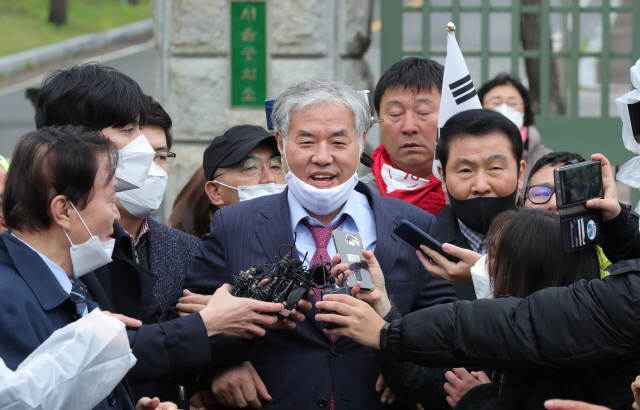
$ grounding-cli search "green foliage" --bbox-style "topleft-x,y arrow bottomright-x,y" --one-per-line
0,0 -> 151,57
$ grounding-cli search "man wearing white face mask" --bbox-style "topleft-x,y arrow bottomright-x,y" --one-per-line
202,124 -> 286,207
180,78 -> 457,410
34,65 -> 299,406
0,126 -> 142,410
478,73 -> 551,184
111,96 -> 202,321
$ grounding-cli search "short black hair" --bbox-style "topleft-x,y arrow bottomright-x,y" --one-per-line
437,109 -> 523,176
3,126 -> 117,232
373,57 -> 444,115
526,151 -> 587,185
145,95 -> 173,149
35,63 -> 148,131
477,73 -> 535,126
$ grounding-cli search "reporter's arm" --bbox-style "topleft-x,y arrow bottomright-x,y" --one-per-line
209,361 -> 271,409
372,306 -> 451,409
383,272 -> 640,371
128,284 -> 286,383
584,153 -> 640,262
600,204 -> 640,263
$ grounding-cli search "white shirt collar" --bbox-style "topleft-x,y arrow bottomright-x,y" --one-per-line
11,233 -> 72,294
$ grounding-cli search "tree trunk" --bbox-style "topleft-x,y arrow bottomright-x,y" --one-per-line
520,0 -> 566,116
48,0 -> 68,27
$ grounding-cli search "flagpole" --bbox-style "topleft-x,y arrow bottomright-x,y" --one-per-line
447,22 -> 456,32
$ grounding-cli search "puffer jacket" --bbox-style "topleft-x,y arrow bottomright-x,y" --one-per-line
384,259 -> 640,401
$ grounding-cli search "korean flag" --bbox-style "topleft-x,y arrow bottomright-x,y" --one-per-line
433,25 -> 482,180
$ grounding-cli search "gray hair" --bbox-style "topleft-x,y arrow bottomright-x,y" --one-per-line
271,78 -> 370,151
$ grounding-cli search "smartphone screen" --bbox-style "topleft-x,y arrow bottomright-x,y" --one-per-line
556,161 -> 603,207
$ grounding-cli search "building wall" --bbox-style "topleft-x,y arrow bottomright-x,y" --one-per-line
152,0 -> 374,219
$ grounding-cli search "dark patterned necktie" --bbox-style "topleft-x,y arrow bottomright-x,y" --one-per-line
300,213 -> 348,410
70,279 -> 89,318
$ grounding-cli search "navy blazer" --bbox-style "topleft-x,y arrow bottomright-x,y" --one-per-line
0,232 -> 135,410
84,223 -> 245,389
183,183 -> 457,410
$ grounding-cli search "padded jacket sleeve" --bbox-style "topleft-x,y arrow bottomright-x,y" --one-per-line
385,265 -> 640,371
373,306 -> 450,409
126,312 -> 246,383
601,204 -> 640,263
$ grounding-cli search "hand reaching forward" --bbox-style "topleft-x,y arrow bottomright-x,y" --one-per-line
136,397 -> 178,410
330,250 -> 391,317
443,368 -> 491,407
585,153 -> 621,221
417,243 -> 482,283
544,399 -> 610,410
198,284 -> 284,339
316,294 -> 386,349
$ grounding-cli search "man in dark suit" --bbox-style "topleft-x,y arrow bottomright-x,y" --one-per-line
0,126 -> 151,410
181,78 -> 457,409
433,109 -> 525,300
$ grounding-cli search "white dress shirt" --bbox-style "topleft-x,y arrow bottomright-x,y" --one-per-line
288,189 -> 377,270
11,233 -> 72,294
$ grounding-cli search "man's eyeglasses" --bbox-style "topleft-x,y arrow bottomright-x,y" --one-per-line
526,185 -> 556,204
155,151 -> 177,165
213,156 -> 284,179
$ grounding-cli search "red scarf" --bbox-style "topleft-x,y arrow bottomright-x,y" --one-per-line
371,144 -> 446,215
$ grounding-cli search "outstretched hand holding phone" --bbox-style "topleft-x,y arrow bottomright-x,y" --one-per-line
329,250 -> 391,318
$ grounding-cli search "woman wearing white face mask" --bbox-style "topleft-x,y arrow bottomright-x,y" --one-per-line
478,73 -> 552,184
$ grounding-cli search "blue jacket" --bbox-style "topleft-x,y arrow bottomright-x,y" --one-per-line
182,183 -> 458,410
0,232 -> 135,410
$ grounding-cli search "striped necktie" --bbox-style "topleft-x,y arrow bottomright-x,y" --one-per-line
70,279 -> 89,318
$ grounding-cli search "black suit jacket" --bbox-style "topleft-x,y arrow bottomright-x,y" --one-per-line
182,183 -> 457,410
84,223 -> 246,399
435,197 -> 525,301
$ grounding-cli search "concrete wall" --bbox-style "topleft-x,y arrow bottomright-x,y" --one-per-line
152,0 -> 374,220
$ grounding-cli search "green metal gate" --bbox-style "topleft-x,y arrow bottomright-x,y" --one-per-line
380,0 -> 640,167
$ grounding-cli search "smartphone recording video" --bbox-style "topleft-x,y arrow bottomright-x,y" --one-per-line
554,160 -> 603,208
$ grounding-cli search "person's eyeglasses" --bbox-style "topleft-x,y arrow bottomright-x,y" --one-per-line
485,98 -> 524,110
213,156 -> 284,180
526,185 -> 556,204
154,151 -> 177,165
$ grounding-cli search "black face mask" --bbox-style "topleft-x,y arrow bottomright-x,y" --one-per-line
447,183 -> 520,236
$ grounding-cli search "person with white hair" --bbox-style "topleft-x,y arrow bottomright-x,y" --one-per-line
178,78 -> 457,409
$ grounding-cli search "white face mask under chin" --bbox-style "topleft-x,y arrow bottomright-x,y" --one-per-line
285,171 -> 359,216
493,103 -> 524,130
214,181 -> 287,202
282,148 -> 360,216
64,202 -> 115,279
116,162 -> 168,218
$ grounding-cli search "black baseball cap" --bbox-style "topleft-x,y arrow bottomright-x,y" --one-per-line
203,124 -> 277,181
